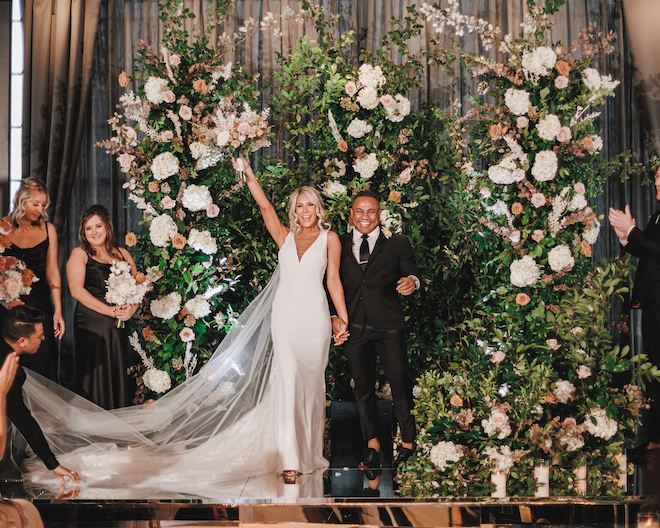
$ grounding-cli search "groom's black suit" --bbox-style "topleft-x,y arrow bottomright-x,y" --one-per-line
334,230 -> 419,444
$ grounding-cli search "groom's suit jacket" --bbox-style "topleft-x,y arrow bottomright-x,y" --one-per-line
333,231 -> 419,331
627,209 -> 660,312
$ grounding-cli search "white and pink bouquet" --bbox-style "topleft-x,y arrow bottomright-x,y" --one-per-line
105,260 -> 158,327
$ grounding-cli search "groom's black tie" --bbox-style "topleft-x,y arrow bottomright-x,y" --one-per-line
359,233 -> 370,269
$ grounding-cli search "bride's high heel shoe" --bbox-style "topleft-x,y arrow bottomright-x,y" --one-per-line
282,470 -> 302,484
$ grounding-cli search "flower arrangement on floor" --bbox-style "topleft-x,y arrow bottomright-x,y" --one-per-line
398,1 -> 660,496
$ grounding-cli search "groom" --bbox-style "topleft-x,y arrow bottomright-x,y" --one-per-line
331,190 -> 420,468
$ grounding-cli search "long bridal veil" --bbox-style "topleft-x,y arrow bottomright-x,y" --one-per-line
21,269 -> 284,496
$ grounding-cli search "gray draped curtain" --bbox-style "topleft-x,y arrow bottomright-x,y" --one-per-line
15,0 -> 658,383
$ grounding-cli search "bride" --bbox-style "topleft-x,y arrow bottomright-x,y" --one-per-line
19,159 -> 349,494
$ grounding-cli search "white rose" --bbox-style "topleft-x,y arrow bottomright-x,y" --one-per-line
582,68 -> 602,91
182,185 -> 213,212
584,408 -> 618,440
577,365 -> 592,379
510,255 -> 541,287
385,94 -> 411,123
553,379 -> 576,403
179,327 -> 196,343
346,118 -> 373,139
591,135 -> 603,152
206,204 -> 220,218
537,114 -> 561,141
516,116 -> 529,129
569,193 -> 587,211
554,75 -> 569,89
160,196 -> 176,209
117,153 -> 135,173
504,88 -> 531,116
353,153 -> 379,180
548,244 -> 575,273
397,166 -> 413,184
321,180 -> 348,198
583,220 -> 600,245
481,408 -> 512,439
531,150 -> 558,182
150,292 -> 182,319
151,151 -> 179,181
149,213 -> 178,247
184,295 -> 211,318
144,76 -> 170,104
357,86 -> 379,110
429,441 -> 463,471
344,81 -> 358,96
557,126 -> 572,143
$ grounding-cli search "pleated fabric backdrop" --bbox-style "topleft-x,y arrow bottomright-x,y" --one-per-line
18,0 -> 657,383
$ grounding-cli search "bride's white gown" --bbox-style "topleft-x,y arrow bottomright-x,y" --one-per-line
19,230 -> 331,497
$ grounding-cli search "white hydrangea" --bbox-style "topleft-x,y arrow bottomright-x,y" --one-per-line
510,255 -> 541,287
569,193 -> 588,211
483,445 -> 514,472
353,153 -> 379,179
357,86 -> 379,109
182,185 -> 213,212
481,408 -> 512,439
488,165 -> 516,184
321,180 -> 348,198
358,64 -> 386,89
188,228 -> 217,255
583,219 -> 601,245
184,295 -> 211,318
150,292 -> 182,319
531,150 -> 558,182
548,244 -> 575,273
584,407 -> 618,440
151,152 -> 179,181
149,213 -> 178,247
142,368 -> 172,394
384,94 -> 411,123
144,76 -> 170,104
504,88 -> 531,116
346,118 -> 373,138
553,379 -> 576,403
536,114 -> 561,141
582,68 -> 602,92
521,46 -> 557,80
429,441 -> 463,471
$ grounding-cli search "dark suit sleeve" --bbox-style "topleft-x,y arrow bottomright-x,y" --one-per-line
397,236 -> 420,280
6,377 -> 59,470
626,228 -> 660,263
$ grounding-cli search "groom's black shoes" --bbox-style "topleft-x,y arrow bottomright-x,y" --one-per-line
359,447 -> 381,469
393,446 -> 415,468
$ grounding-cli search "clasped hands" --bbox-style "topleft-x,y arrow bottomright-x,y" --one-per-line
110,304 -> 138,321
332,317 -> 350,346
608,205 -> 636,241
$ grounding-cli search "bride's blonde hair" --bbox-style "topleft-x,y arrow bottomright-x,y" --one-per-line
287,186 -> 330,234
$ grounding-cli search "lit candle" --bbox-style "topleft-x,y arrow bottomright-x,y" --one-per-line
491,470 -> 507,498
574,464 -> 587,495
636,511 -> 660,528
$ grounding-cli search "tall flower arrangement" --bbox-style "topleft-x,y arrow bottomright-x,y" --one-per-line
400,3 -> 659,496
98,1 -> 279,396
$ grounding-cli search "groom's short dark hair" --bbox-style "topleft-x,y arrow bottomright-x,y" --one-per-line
2,305 -> 44,342
353,190 -> 380,203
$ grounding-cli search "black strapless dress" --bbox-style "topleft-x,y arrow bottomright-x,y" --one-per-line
74,258 -> 132,409
4,224 -> 57,381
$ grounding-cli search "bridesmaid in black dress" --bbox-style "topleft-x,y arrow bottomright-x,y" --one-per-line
66,205 -> 139,409
1,178 -> 65,381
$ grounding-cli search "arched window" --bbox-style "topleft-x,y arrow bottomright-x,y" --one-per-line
9,0 -> 24,205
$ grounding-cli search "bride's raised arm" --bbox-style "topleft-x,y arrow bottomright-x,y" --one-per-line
234,157 -> 288,247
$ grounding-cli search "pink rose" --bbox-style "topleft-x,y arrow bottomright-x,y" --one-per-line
345,81 -> 358,97
237,122 -> 251,136
161,130 -> 174,141
380,94 -> 395,107
577,365 -> 592,379
179,105 -> 193,121
531,192 -> 546,208
179,327 -> 195,342
169,54 -> 181,67
516,116 -> 529,129
573,182 -> 586,195
571,326 -> 584,336
117,153 -> 135,173
512,168 -> 526,181
557,126 -> 572,143
397,167 -> 413,184
491,351 -> 506,364
206,204 -> 220,218
532,229 -> 545,243
554,75 -> 569,89
163,90 -> 176,103
546,339 -> 561,350
479,187 -> 492,199
161,196 -> 176,209
509,229 -> 521,244
124,126 -> 138,143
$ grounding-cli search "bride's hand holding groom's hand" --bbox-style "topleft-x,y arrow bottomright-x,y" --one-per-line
332,317 -> 349,346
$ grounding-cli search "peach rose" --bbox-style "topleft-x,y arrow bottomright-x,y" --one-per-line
491,351 -> 506,364
171,234 -> 187,250
555,60 -> 570,76
125,232 -> 138,247
134,271 -> 146,284
118,71 -> 131,87
580,239 -> 592,257
489,122 -> 507,139
21,268 -> 35,286
546,338 -> 561,350
148,181 -> 160,193
449,395 -> 463,407
142,326 -> 155,341
192,79 -> 208,94
511,202 -> 524,215
388,190 -> 402,203
544,391 -> 557,404
548,304 -> 560,314
337,140 -> 348,153
515,293 -> 531,306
